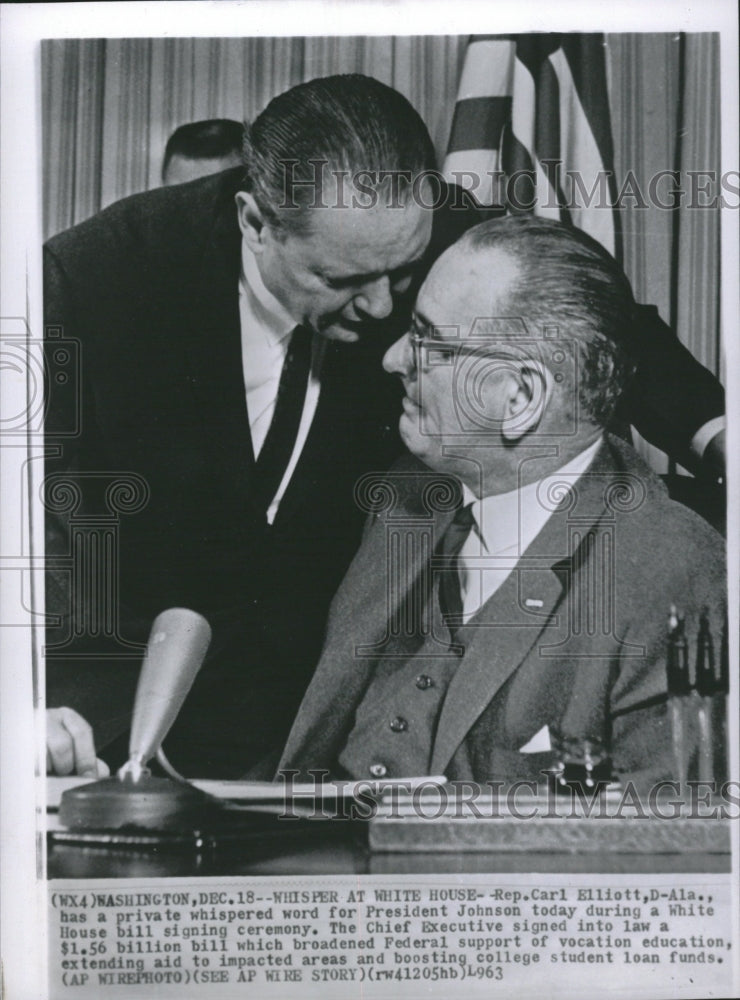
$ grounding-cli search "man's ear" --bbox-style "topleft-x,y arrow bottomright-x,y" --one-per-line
235,192 -> 267,254
501,362 -> 552,442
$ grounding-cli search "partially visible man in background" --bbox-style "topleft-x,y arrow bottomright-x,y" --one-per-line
161,118 -> 244,185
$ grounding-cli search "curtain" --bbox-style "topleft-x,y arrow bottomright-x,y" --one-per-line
41,34 -> 722,472
42,36 -> 467,234
609,33 -> 721,471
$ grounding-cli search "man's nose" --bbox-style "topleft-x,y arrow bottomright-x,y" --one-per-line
354,275 -> 394,320
383,332 -> 414,376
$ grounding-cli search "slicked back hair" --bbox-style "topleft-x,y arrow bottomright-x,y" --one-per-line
458,216 -> 637,426
243,74 -> 437,236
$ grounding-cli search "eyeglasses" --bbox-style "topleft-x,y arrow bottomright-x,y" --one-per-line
408,322 -> 520,372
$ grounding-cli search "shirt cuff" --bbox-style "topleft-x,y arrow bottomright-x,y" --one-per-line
690,416 -> 726,460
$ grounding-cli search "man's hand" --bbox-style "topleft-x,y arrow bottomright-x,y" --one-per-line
46,707 -> 110,777
703,428 -> 726,481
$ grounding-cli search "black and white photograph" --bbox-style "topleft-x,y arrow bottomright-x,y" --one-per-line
1,2 -> 738,998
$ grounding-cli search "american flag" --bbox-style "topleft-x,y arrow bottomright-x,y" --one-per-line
443,34 -> 622,261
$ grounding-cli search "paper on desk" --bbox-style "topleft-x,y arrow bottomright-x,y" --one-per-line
198,774 -> 446,802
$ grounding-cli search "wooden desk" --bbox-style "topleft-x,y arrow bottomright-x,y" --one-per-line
48,835 -> 730,880
47,776 -> 731,879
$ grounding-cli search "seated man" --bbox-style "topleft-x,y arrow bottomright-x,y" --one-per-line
277,216 -> 726,786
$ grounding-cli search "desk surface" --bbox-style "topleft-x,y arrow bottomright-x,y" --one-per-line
46,777 -> 732,879
47,827 -> 731,880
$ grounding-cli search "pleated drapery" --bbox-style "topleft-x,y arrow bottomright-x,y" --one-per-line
42,36 -> 467,234
608,33 -> 721,470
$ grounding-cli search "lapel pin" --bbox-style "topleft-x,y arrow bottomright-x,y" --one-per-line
525,598 -> 544,608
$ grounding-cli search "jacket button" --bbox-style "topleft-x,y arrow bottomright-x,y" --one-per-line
369,763 -> 387,778
389,716 -> 408,733
415,674 -> 434,690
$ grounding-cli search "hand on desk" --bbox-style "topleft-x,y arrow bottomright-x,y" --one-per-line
46,707 -> 110,777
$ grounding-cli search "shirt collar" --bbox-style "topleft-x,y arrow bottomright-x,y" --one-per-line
240,237 -> 297,346
461,436 -> 603,555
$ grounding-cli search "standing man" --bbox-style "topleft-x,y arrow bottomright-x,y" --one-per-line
44,74 -> 724,779
45,75 -> 445,778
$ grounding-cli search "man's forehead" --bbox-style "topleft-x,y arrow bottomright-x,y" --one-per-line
297,199 -> 433,273
418,244 -> 520,329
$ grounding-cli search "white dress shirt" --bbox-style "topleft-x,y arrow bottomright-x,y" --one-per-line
457,437 -> 603,620
238,241 -> 325,523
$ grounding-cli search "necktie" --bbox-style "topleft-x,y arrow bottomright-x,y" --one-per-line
438,503 -> 476,629
251,325 -> 312,516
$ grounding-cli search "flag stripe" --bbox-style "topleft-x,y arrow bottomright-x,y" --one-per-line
534,58 -> 561,167
443,149 -> 502,205
447,97 -> 512,155
513,33 -> 562,74
443,33 -> 620,256
548,48 -> 616,256
561,36 -> 616,175
502,124 -> 535,177
511,43 -> 581,223
560,38 -> 623,260
510,55 -> 536,152
456,39 -> 515,99
534,156 -> 567,222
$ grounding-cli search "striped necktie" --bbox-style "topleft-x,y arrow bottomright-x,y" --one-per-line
438,502 -> 476,629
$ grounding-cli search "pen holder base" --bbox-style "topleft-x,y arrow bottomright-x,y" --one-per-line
59,774 -> 219,832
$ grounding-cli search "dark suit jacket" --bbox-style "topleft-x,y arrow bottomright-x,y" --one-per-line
44,168 -> 724,777
43,169 -> 407,775
277,437 -> 726,785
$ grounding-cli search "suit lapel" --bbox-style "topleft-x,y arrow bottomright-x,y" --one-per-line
183,186 -> 255,469
431,440 -> 619,774
430,557 -> 566,774
278,470 -> 457,770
